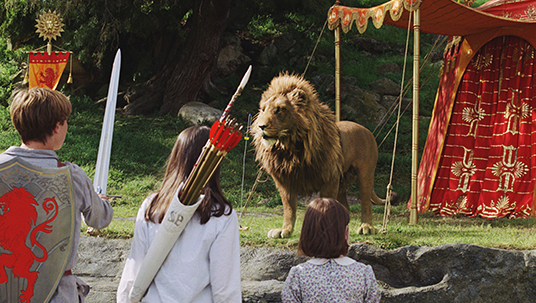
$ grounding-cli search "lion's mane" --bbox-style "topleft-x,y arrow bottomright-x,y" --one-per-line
252,73 -> 344,194
0,187 -> 38,250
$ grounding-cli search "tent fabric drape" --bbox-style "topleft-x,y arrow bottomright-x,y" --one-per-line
416,38 -> 467,212
425,36 -> 536,218
29,51 -> 70,90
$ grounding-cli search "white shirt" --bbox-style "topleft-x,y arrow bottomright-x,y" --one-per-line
117,194 -> 242,303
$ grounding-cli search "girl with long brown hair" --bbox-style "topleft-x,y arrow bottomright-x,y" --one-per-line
117,126 -> 241,302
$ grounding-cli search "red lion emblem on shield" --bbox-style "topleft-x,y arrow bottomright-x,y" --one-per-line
0,187 -> 58,303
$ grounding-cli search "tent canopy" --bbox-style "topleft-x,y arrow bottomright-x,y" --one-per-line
328,0 -> 536,46
328,0 -> 536,218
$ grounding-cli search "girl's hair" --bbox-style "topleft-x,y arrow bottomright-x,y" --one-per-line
298,198 -> 350,258
145,125 -> 232,224
10,87 -> 72,145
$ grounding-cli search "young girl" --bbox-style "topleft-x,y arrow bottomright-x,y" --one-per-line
116,126 -> 241,302
281,198 -> 381,303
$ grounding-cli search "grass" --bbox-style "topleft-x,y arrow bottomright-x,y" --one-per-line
2,0 -> 533,251
238,203 -> 536,251
3,87 -> 536,252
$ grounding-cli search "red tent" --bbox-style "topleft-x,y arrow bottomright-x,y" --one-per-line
328,0 -> 536,218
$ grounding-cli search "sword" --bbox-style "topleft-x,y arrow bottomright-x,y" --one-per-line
93,49 -> 121,196
129,65 -> 251,303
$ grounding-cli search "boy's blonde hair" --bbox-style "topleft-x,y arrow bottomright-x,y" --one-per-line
10,87 -> 72,144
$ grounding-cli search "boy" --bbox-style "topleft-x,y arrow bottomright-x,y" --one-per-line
0,87 -> 113,302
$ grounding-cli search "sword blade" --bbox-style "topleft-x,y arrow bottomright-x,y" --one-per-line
93,49 -> 121,195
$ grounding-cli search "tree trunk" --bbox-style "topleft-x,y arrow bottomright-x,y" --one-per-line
159,0 -> 232,116
123,0 -> 231,116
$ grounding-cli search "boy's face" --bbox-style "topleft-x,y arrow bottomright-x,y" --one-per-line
54,120 -> 68,150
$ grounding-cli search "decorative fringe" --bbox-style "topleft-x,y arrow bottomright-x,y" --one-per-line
23,70 -> 29,84
67,52 -> 73,84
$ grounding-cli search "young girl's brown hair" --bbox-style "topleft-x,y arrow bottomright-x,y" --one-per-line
298,198 -> 350,258
145,125 -> 232,224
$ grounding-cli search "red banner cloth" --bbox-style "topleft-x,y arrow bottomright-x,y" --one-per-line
428,36 -> 536,218
29,51 -> 70,90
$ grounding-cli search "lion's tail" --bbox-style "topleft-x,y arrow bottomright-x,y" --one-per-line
31,197 -> 58,262
372,190 -> 399,205
371,190 -> 386,205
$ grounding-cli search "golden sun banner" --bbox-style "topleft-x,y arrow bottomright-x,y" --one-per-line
29,51 -> 70,90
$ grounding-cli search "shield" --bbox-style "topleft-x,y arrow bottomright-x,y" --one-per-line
0,157 -> 75,303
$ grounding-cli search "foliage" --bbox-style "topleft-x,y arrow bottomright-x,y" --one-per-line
238,204 -> 536,250
2,0 -> 523,252
2,81 -> 535,251
0,37 -> 27,106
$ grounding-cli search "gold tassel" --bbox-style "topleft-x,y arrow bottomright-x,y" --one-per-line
67,51 -> 73,84
23,55 -> 29,84
23,69 -> 29,84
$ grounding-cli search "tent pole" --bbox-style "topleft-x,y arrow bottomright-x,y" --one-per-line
410,8 -> 420,225
334,15 -> 341,122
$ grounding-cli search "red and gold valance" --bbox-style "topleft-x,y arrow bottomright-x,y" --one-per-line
327,0 -> 421,34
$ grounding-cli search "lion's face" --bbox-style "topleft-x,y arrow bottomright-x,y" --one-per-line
253,95 -> 295,146
253,80 -> 309,147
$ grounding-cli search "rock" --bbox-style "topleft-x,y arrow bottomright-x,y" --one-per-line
309,74 -> 389,126
241,280 -> 284,303
347,36 -> 391,54
178,101 -> 223,125
370,78 -> 402,96
380,95 -> 412,112
375,63 -> 401,75
259,44 -> 277,65
349,243 -> 536,303
217,34 -> 252,77
240,247 -> 307,281
343,84 -> 387,126
273,34 -> 296,54
74,236 -> 132,303
75,235 -> 536,302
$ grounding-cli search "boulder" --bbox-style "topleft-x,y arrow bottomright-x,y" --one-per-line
76,236 -> 536,303
217,34 -> 252,77
349,242 -> 536,303
178,101 -> 222,125
370,78 -> 402,97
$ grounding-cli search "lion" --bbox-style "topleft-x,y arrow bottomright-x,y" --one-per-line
0,187 -> 57,303
252,73 -> 385,238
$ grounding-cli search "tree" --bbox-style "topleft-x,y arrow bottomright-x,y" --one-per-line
1,0 -> 334,115
126,0 -> 232,116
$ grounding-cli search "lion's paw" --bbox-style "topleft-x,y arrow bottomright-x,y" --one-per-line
267,228 -> 292,238
357,223 -> 378,235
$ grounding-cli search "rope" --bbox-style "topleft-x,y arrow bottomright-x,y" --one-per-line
240,114 -> 252,210
239,169 -> 266,229
303,19 -> 328,77
373,35 -> 448,142
381,11 -> 413,233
